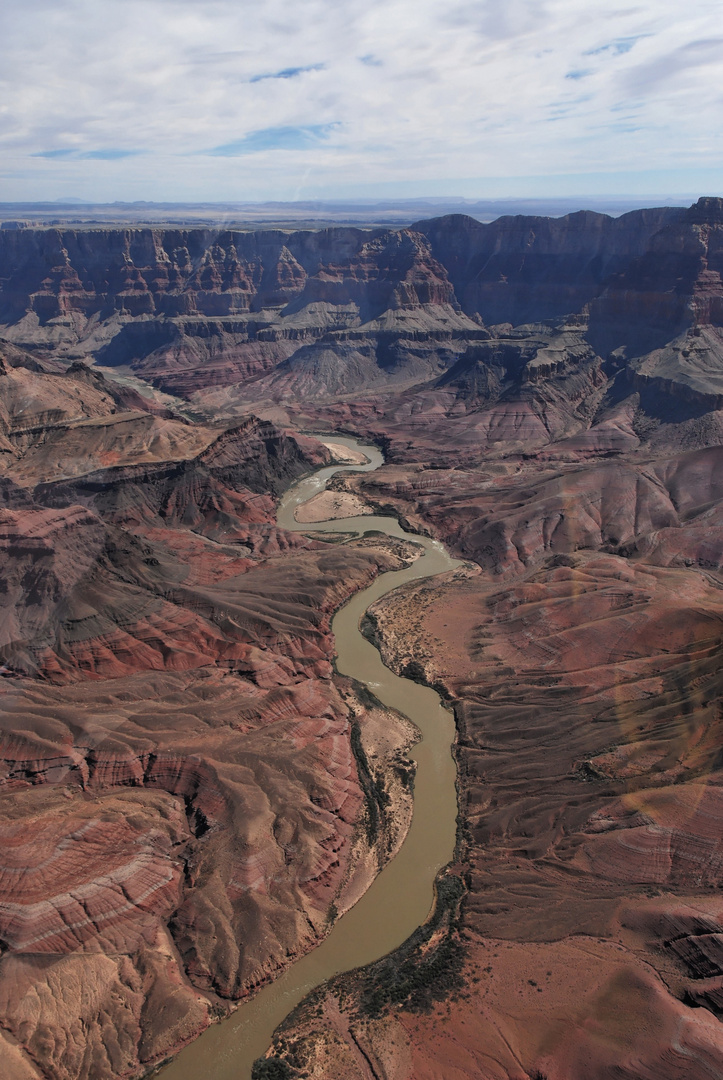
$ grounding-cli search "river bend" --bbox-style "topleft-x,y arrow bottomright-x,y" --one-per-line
160,435 -> 461,1080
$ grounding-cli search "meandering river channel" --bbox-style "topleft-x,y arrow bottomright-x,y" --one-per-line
160,435 -> 462,1080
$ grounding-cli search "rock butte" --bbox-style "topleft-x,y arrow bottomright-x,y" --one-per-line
1,196 -> 723,1079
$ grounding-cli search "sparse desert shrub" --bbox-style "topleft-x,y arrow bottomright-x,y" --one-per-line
251,1055 -> 293,1080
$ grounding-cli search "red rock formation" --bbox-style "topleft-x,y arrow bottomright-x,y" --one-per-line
3,198 -> 723,1080
0,377 -> 420,1079
416,206 -> 683,326
248,234 -> 723,1076
267,537 -> 723,1079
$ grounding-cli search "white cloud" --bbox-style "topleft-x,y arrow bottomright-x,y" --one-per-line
0,0 -> 721,200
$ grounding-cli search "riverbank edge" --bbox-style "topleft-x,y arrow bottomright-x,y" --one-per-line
248,437 -> 470,1078
148,432 -> 458,1080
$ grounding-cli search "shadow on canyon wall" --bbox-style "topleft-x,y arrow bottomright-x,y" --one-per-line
2,197 -> 723,1080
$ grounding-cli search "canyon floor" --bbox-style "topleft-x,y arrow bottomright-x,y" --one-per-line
2,198 -> 723,1080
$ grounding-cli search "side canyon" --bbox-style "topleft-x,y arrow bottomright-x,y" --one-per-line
2,197 -> 723,1080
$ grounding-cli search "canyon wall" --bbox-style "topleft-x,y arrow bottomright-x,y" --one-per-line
2,198 -> 723,1080
2,199 -> 721,413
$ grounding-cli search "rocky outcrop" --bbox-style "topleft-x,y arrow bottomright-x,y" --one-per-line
416,205 -> 684,326
588,198 -> 723,357
0,226 -> 455,326
1,200 -> 717,427
3,200 -> 720,412
0,405 -> 340,682
269,533 -> 723,1080
0,369 -> 423,1080
3,199 -> 723,1080
0,345 -> 173,446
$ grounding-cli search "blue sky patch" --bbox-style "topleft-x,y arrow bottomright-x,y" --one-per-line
585,36 -> 645,57
33,148 -> 141,160
210,125 -> 337,155
83,149 -> 142,160
250,64 -> 324,83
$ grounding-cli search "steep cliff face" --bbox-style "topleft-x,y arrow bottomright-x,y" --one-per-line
0,223 -> 475,399
588,198 -> 723,356
4,201 -> 722,415
0,225 -> 455,326
416,205 -> 685,326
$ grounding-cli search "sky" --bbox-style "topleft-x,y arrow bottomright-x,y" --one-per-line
0,0 -> 721,203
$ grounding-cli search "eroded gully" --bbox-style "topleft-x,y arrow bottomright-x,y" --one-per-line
159,435 -> 462,1080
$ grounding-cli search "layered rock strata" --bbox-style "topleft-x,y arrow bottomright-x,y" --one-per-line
256,445 -> 723,1078
239,203 -> 723,1080
2,200 -> 720,417
3,199 -> 723,1080
0,359 -> 416,1080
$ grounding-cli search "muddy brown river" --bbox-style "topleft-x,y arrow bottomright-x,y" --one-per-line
159,436 -> 461,1080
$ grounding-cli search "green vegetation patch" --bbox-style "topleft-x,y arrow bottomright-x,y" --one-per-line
359,611 -> 380,647
357,874 -> 466,1016
350,718 -> 390,844
251,1055 -> 295,1080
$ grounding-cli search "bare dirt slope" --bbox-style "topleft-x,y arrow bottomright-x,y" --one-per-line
260,447 -> 723,1079
3,199 -> 723,1080
239,202 -> 723,1080
0,351 -> 418,1080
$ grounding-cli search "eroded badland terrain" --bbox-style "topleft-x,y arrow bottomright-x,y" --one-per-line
2,197 -> 723,1079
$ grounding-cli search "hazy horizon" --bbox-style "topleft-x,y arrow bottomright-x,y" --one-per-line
0,193 -> 714,230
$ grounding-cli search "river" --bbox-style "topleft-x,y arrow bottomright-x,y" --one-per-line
159,435 -> 461,1080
